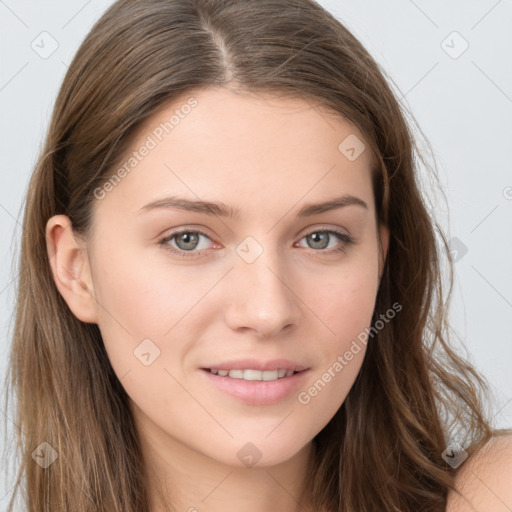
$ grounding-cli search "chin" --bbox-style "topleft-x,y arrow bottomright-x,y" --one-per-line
206,435 -> 312,470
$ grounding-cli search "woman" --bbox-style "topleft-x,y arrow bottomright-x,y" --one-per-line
3,0 -> 511,510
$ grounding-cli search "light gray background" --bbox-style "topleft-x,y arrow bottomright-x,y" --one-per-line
1,0 -> 511,507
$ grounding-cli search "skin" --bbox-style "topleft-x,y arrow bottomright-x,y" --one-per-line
46,86 -> 390,511
446,435 -> 512,512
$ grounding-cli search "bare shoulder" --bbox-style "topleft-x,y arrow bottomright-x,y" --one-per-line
446,434 -> 512,512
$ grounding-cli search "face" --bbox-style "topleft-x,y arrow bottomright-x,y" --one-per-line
49,87 -> 388,469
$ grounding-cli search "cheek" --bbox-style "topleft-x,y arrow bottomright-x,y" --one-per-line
89,245 -> 199,376
91,242 -> 216,336
89,252 -> 204,435
307,255 -> 379,350
293,257 -> 378,428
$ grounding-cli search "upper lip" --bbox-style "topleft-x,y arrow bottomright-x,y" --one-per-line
202,358 -> 309,372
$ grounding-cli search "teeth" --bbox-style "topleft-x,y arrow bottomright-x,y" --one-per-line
262,370 -> 279,381
208,368 -> 298,381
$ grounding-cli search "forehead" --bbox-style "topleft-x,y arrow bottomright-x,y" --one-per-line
136,86 -> 371,154
95,87 -> 375,218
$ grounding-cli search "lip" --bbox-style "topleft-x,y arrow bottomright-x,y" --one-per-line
201,358 -> 308,372
199,366 -> 310,405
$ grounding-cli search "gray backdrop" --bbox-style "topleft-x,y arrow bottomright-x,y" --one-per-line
1,0 -> 511,507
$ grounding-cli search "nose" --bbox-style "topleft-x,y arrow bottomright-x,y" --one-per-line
224,245 -> 301,338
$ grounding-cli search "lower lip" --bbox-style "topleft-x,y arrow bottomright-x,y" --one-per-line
200,369 -> 310,405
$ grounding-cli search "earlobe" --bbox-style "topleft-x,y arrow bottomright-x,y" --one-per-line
45,215 -> 98,323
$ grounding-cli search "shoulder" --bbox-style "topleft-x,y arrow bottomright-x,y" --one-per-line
446,434 -> 512,512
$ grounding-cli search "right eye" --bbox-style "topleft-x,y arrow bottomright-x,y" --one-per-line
157,229 -> 216,258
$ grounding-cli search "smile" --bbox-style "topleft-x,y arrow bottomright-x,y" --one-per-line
207,368 -> 300,381
200,368 -> 309,405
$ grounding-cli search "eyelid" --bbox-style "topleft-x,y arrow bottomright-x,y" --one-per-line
157,225 -> 356,258
157,223 -> 351,241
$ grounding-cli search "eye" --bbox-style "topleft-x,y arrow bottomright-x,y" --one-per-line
158,229 -> 214,258
157,228 -> 356,259
295,229 -> 355,255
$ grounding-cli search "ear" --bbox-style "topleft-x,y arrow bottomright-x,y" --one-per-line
45,215 -> 98,323
377,223 -> 390,280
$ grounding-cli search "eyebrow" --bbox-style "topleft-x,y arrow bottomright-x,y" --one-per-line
138,194 -> 368,219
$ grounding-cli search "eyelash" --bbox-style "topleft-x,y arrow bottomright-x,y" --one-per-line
157,228 -> 356,259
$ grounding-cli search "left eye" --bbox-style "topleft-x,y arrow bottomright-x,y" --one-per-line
158,229 -> 354,258
297,230 -> 347,251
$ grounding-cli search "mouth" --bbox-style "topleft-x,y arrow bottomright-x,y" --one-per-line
202,368 -> 304,381
200,366 -> 310,405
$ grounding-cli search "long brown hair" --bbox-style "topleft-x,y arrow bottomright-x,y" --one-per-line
2,0 -> 507,510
